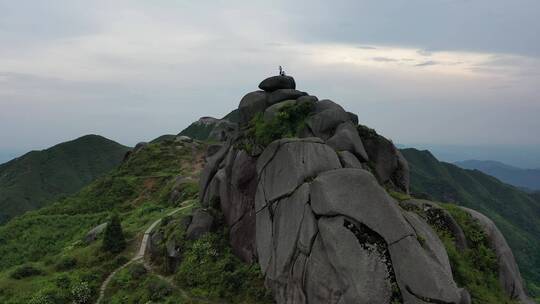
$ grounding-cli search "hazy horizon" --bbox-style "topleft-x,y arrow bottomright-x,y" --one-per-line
1,1 -> 539,167
2,133 -> 540,169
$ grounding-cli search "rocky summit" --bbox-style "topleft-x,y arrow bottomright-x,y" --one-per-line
199,74 -> 534,304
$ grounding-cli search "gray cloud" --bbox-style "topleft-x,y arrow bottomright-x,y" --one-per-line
372,57 -> 398,62
357,46 -> 377,50
415,61 -> 439,67
281,0 -> 540,58
0,0 -> 539,165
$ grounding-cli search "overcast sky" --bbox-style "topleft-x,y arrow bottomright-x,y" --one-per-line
1,1 -> 539,165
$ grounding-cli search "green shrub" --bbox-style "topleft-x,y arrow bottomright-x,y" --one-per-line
437,204 -> 516,304
10,264 -> 43,279
70,281 -> 92,304
357,124 -> 378,139
55,256 -> 77,271
102,214 -> 126,254
175,231 -> 272,303
128,263 -> 148,280
29,289 -> 58,304
55,274 -> 71,289
387,189 -> 411,201
29,293 -> 54,304
180,182 -> 199,201
113,255 -> 130,267
29,285 -> 70,304
146,277 -> 173,301
246,101 -> 314,148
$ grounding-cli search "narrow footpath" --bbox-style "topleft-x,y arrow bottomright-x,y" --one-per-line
96,205 -> 189,304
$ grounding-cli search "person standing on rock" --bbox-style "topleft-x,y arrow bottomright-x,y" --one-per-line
279,65 -> 286,76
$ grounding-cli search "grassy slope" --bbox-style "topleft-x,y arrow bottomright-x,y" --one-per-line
178,123 -> 215,141
401,148 -> 540,297
178,109 -> 239,141
0,135 -> 130,224
0,139 -> 205,303
0,137 -> 268,304
531,191 -> 540,203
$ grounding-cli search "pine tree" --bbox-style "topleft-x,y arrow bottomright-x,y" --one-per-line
102,213 -> 126,253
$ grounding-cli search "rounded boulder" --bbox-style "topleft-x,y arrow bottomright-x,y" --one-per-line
259,75 -> 296,92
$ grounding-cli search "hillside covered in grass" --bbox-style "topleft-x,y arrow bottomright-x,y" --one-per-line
0,136 -> 270,304
402,148 -> 540,298
0,135 -> 130,224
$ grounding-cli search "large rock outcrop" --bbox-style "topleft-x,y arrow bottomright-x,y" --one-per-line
197,74 -> 533,303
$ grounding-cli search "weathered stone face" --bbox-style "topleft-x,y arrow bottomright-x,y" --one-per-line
253,145 -> 467,303
361,132 -> 410,193
326,122 -> 369,161
317,216 -> 394,303
239,91 -> 268,126
208,119 -> 237,142
186,209 -> 214,240
256,138 -> 341,204
337,151 -> 363,169
267,89 -> 307,105
196,75 -> 534,304
310,168 -> 414,244
306,108 -> 351,140
259,75 -> 296,92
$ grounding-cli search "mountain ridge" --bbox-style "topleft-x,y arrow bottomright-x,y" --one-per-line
402,148 -> 540,297
0,75 -> 537,303
455,159 -> 540,191
0,134 -> 130,224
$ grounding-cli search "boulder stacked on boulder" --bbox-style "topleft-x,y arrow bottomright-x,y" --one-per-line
198,75 -> 533,304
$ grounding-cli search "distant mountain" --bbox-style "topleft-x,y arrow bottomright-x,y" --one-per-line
402,148 -> 540,295
178,109 -> 239,141
0,150 -> 22,165
401,143 -> 540,169
0,135 -> 130,224
455,159 -> 540,191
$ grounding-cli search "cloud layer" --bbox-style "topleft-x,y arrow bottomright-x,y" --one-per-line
0,0 -> 539,155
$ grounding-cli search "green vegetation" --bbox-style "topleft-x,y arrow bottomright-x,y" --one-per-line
387,189 -> 412,201
178,110 -> 239,141
357,124 -> 378,139
531,191 -> 540,204
403,201 -> 516,303
174,231 -> 271,303
246,101 -> 314,148
440,204 -> 516,303
0,135 -> 129,224
179,122 -> 216,141
0,137 -> 270,303
401,148 -> 540,298
10,264 -> 43,280
102,214 -> 126,254
0,139 -> 206,303
147,209 -> 272,303
102,263 -> 189,304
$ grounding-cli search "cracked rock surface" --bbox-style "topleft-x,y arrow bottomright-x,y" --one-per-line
198,74 -> 532,304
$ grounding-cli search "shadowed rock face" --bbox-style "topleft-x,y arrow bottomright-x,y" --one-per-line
198,75 -> 532,303
259,75 -> 296,92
